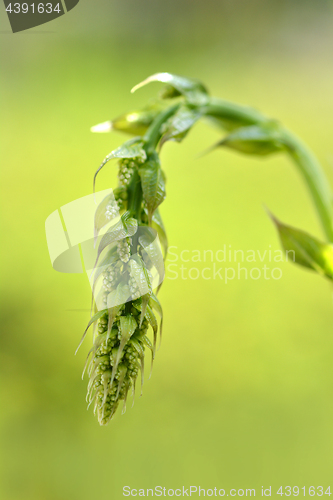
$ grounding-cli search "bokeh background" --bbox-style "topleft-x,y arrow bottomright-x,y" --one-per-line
1,0 -> 333,498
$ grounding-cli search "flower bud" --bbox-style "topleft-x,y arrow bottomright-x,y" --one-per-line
219,123 -> 284,156
270,213 -> 333,280
91,103 -> 166,137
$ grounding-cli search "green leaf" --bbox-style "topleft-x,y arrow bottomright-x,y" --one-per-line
110,314 -> 138,387
139,293 -> 151,329
95,212 -> 137,267
130,339 -> 145,359
149,292 -> 163,318
131,72 -> 209,105
129,255 -> 152,298
91,246 -> 118,307
151,209 -> 168,258
139,152 -> 166,224
106,283 -> 131,310
139,232 -> 165,285
149,292 -> 163,348
141,334 -> 153,352
93,138 -> 146,192
205,115 -> 252,133
218,123 -> 284,156
270,213 -> 333,280
120,312 -> 139,341
106,283 -> 131,338
94,192 -> 120,243
160,105 -> 202,147
145,304 -> 158,356
75,309 -> 107,354
110,102 -> 167,136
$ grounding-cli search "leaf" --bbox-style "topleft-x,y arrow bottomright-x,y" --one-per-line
131,72 -> 209,105
93,138 -> 146,192
139,293 -> 151,329
139,232 -> 165,285
129,256 -> 152,298
270,213 -> 333,280
130,339 -> 145,359
112,315 -> 138,382
151,209 -> 168,257
94,192 -> 120,243
145,304 -> 158,356
141,335 -> 153,353
90,246 -> 118,314
106,283 -> 131,310
149,293 -> 163,348
217,123 -> 285,156
119,315 -> 138,343
91,246 -> 118,293
109,102 -> 167,136
149,292 -> 163,318
139,152 -> 166,224
130,289 -> 152,329
160,105 -> 202,147
106,283 -> 131,339
109,313 -> 138,387
95,213 -> 137,268
141,335 -> 154,375
75,309 -> 107,354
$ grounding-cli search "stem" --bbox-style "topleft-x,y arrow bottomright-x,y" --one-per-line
206,97 -> 268,127
127,169 -> 142,222
127,105 -> 180,222
282,132 -> 333,242
205,97 -> 333,242
143,103 -> 180,152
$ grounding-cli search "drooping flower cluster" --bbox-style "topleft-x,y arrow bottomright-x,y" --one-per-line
85,305 -> 153,425
82,148 -> 164,424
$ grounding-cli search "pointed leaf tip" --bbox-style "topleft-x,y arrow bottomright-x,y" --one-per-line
217,123 -> 285,156
270,214 -> 333,280
131,73 -> 173,94
131,72 -> 209,105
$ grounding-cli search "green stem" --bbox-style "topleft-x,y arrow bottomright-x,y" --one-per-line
126,105 -> 180,223
143,103 -> 180,152
205,97 -> 268,127
281,132 -> 333,242
127,169 -> 142,223
205,97 -> 333,242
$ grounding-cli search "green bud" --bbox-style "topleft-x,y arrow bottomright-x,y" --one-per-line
159,84 -> 182,99
270,213 -> 333,280
219,123 -> 284,156
110,103 -> 167,136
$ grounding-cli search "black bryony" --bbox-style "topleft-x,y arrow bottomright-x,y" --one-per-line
79,72 -> 333,425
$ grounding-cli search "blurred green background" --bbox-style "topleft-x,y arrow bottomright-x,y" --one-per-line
1,1 -> 333,498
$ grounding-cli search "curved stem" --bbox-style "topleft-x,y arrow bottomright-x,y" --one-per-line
205,97 -> 333,242
127,169 -> 142,223
205,97 -> 268,127
143,103 -> 180,152
281,131 -> 333,242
